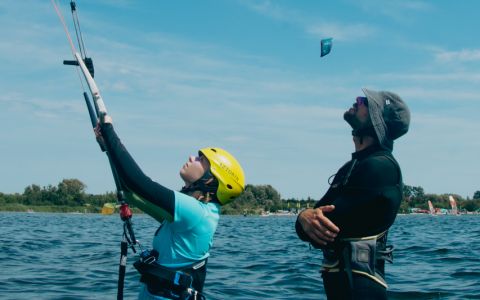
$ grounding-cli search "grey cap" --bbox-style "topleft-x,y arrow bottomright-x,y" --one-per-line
362,88 -> 411,149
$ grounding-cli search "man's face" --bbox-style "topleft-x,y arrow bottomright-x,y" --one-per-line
344,96 -> 371,129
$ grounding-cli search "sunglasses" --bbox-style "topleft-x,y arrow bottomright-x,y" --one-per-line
356,97 -> 368,106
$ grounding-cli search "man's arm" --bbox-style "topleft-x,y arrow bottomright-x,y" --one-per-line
295,205 -> 339,247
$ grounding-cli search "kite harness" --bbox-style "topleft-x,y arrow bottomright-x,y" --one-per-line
134,248 -> 207,300
51,1 -> 137,299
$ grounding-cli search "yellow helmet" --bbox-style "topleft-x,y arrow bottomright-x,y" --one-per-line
199,147 -> 245,205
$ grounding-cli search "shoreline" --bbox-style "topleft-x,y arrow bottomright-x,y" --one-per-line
2,209 -> 479,216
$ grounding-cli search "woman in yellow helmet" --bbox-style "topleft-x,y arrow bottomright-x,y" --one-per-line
95,115 -> 245,300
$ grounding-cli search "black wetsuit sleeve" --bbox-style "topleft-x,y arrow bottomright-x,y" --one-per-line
100,123 -> 175,219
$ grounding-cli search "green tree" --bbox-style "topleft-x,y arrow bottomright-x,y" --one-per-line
461,199 -> 480,211
403,185 -> 425,200
43,184 -> 60,205
473,191 -> 480,199
223,184 -> 282,214
23,184 -> 42,205
56,179 -> 87,206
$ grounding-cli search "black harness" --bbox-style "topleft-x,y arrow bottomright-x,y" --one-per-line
134,249 -> 207,300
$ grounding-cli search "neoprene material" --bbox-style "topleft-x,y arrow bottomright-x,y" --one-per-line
323,272 -> 387,300
296,144 -> 402,240
101,123 -> 175,222
296,144 -> 403,298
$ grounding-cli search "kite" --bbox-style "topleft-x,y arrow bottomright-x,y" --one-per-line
321,38 -> 333,57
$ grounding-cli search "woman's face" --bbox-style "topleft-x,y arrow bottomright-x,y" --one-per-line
179,155 -> 210,186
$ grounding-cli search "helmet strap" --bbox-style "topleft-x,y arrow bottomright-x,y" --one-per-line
180,170 -> 219,202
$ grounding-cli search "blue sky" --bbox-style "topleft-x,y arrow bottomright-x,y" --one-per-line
1,0 -> 479,200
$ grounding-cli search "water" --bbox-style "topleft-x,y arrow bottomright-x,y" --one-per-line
0,213 -> 479,300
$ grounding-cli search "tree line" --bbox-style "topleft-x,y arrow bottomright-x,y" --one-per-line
401,185 -> 480,213
1,179 -> 479,214
0,179 -> 116,213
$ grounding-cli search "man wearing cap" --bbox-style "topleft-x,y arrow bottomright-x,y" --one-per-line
295,89 -> 410,299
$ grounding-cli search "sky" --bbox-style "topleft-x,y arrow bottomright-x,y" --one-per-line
1,0 -> 479,200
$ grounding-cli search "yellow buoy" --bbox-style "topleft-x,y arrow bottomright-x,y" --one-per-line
101,203 -> 116,215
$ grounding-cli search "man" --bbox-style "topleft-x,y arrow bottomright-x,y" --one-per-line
296,88 -> 410,299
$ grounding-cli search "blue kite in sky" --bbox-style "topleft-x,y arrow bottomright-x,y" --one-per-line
321,38 -> 333,57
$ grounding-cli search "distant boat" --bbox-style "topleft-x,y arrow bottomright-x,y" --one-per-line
101,203 -> 116,215
410,208 -> 430,214
261,210 -> 296,217
27,209 -> 34,213
273,210 -> 292,216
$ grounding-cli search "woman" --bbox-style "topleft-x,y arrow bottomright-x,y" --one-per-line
95,116 -> 245,299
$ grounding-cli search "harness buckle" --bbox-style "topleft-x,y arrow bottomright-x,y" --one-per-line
378,245 -> 394,263
139,249 -> 159,264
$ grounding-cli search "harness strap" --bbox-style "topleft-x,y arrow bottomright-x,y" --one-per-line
134,260 -> 207,300
322,231 -> 392,293
134,261 -> 194,289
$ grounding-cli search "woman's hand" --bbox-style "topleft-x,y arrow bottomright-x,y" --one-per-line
94,115 -> 112,150
298,206 -> 340,246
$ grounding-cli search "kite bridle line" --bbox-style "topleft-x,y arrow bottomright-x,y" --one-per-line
51,1 -> 136,299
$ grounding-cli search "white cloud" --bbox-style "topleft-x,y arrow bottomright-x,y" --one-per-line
395,87 -> 480,103
306,23 -> 377,41
238,0 -> 377,41
353,0 -> 433,22
377,72 -> 480,84
241,0 -> 292,20
0,93 -> 84,117
435,49 -> 480,63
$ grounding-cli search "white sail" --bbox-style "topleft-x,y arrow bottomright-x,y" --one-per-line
449,195 -> 458,215
428,200 -> 435,215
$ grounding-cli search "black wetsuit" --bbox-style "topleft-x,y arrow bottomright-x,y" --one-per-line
296,144 -> 403,300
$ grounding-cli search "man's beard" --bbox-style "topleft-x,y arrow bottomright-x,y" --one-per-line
344,110 -> 361,130
344,110 -> 375,139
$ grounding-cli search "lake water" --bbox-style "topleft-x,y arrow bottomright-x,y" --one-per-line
0,213 -> 479,299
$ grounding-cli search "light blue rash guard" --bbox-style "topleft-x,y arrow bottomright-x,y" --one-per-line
138,192 -> 220,300
153,191 -> 220,268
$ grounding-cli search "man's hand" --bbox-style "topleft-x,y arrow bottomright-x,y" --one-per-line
298,206 -> 340,246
